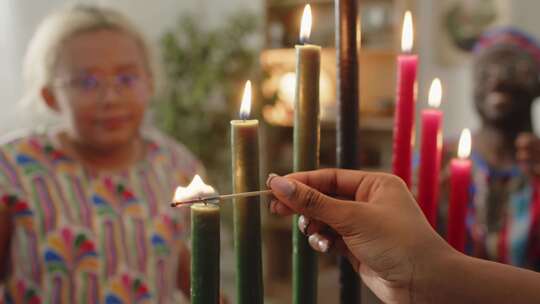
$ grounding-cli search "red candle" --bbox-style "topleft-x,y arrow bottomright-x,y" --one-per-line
418,79 -> 443,227
392,11 -> 418,188
448,129 -> 472,252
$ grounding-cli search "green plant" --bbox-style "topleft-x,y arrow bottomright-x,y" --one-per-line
155,12 -> 260,192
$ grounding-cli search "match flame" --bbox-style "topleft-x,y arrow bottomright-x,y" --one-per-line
173,175 -> 217,203
401,11 -> 414,52
458,129 -> 472,159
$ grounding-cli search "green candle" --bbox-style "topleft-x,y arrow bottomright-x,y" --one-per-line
231,81 -> 264,304
293,5 -> 321,304
191,202 -> 220,304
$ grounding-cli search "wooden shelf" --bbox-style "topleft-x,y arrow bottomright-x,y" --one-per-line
266,0 -> 396,8
260,47 -> 397,129
360,116 -> 394,131
261,0 -> 414,180
264,116 -> 394,131
266,0 -> 333,9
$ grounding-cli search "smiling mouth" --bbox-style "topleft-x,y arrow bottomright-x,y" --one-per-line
98,116 -> 132,129
486,91 -> 512,105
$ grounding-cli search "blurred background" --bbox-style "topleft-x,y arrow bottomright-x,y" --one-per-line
3,0 -> 540,302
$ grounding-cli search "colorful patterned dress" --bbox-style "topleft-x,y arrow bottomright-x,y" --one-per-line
464,151 -> 540,269
0,130 -> 201,304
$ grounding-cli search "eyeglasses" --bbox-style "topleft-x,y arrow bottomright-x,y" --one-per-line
54,72 -> 147,101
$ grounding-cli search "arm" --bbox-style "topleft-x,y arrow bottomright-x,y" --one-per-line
267,169 -> 540,304
418,252 -> 540,303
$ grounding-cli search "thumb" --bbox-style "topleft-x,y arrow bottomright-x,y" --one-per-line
268,175 -> 366,230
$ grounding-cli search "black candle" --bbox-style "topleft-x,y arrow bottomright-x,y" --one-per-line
335,0 -> 360,303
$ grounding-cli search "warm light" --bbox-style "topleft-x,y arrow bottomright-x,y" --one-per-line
458,129 -> 472,159
278,72 -> 297,108
173,175 -> 217,203
239,80 -> 252,119
277,71 -> 333,109
300,4 -> 312,43
401,11 -> 414,52
357,16 -> 362,49
428,78 -> 442,108
319,71 -> 334,107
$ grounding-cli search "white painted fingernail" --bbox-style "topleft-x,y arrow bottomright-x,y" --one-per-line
308,233 -> 328,253
318,238 -> 330,253
266,173 -> 278,188
308,234 -> 319,251
298,215 -> 310,234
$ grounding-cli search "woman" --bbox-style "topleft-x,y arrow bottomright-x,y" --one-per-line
0,5 -> 201,303
441,28 -> 540,269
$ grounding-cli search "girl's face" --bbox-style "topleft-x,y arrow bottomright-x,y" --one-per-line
44,29 -> 152,150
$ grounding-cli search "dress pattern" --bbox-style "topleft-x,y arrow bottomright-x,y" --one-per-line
465,151 -> 540,269
0,130 -> 200,303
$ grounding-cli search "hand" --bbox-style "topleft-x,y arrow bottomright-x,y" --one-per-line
267,169 -> 454,304
516,132 -> 540,177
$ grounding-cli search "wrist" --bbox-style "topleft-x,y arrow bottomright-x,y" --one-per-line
411,239 -> 464,304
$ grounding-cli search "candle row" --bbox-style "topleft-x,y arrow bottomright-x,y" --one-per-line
174,79 -> 263,304
178,8 -> 473,304
176,5 -> 321,304
392,12 -> 472,252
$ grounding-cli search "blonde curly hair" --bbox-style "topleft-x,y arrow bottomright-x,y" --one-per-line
19,4 -> 156,123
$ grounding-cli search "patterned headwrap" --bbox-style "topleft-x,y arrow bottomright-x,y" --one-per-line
473,27 -> 540,67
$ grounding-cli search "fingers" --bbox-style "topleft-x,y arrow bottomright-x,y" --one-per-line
308,233 -> 332,253
269,195 -> 347,253
298,215 -> 311,234
269,199 -> 294,216
296,215 -> 347,254
267,174 -> 364,228
283,168 -> 406,203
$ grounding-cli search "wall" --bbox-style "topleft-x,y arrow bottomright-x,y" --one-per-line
508,0 -> 540,135
2,0 -> 540,136
416,0 -> 475,139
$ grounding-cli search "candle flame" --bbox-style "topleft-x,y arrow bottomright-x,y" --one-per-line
401,11 -> 414,52
357,16 -> 362,49
458,129 -> 472,159
300,4 -> 312,43
428,78 -> 442,108
239,80 -> 252,120
173,174 -> 217,203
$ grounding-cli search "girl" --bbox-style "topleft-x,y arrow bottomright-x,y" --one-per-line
0,5 -> 200,303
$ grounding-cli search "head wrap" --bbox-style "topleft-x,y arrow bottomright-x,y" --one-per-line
473,27 -> 540,67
